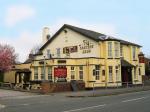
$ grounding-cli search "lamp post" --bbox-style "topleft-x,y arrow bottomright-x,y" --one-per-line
43,56 -> 46,81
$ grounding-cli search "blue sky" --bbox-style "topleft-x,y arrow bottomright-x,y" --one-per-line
0,0 -> 149,62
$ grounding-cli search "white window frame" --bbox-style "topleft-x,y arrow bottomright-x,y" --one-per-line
71,66 -> 75,80
56,48 -> 61,58
41,67 -> 44,80
95,65 -> 100,80
108,42 -> 112,58
47,49 -> 51,59
115,42 -> 119,58
116,66 -> 119,81
48,67 -> 52,80
34,67 -> 38,80
79,66 -> 83,80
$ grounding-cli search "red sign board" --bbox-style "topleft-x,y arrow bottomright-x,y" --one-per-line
54,68 -> 67,78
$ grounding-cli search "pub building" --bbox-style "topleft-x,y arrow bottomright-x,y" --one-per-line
4,24 -> 145,89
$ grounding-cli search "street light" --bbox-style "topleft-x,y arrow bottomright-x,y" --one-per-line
43,56 -> 46,81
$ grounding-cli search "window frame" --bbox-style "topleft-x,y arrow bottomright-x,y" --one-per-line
95,65 -> 100,80
108,42 -> 112,58
114,42 -> 119,58
115,66 -> 119,81
34,67 -> 38,80
71,66 -> 75,80
109,66 -> 113,82
41,67 -> 44,80
79,66 -> 83,80
48,66 -> 52,81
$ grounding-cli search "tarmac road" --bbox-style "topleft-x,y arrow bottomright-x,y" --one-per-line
0,89 -> 150,112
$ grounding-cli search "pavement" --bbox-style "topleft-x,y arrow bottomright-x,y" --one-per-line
0,86 -> 150,112
66,85 -> 150,97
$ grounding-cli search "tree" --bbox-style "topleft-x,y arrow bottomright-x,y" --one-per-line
30,44 -> 41,55
0,44 -> 17,72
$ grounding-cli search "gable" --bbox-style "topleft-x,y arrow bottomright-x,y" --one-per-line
39,27 -> 100,59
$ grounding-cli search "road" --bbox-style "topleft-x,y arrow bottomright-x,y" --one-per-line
0,89 -> 150,112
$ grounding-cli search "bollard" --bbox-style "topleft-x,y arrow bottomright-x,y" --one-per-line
127,82 -> 129,88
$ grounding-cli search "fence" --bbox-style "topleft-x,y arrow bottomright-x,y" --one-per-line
92,81 -> 145,96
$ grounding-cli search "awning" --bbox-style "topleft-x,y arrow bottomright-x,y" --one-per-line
15,69 -> 31,73
121,59 -> 135,67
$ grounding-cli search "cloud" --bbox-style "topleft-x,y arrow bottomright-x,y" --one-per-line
5,4 -> 36,27
0,31 -> 41,62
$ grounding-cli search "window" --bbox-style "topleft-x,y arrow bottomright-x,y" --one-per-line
108,42 -> 112,58
41,67 -> 44,80
114,42 -> 119,58
109,66 -> 113,82
79,66 -> 83,80
56,48 -> 61,58
95,65 -> 100,80
132,46 -> 136,60
47,49 -> 51,59
120,45 -> 123,57
48,67 -> 52,80
71,66 -> 75,80
34,67 -> 38,80
116,66 -> 119,81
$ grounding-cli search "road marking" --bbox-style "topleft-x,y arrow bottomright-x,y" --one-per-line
0,104 -> 6,109
63,104 -> 106,112
122,97 -> 147,103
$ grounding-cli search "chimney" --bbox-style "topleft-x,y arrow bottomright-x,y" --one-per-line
42,27 -> 50,44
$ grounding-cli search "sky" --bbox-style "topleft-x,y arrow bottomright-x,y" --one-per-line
0,0 -> 150,62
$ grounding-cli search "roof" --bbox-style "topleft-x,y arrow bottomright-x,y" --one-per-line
121,59 -> 134,67
39,24 -> 142,51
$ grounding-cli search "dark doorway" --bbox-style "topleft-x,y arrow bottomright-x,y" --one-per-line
121,67 -> 132,85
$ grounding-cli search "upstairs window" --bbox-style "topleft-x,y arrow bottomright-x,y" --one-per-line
114,42 -> 119,58
47,49 -> 51,59
108,42 -> 112,58
56,48 -> 61,58
132,46 -> 136,60
120,45 -> 123,57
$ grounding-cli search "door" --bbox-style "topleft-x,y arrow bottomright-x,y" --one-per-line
121,67 -> 132,85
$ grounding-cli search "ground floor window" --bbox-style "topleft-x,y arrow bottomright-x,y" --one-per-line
95,65 -> 100,80
109,66 -> 113,82
41,67 -> 44,80
34,67 -> 38,80
71,66 -> 75,80
116,66 -> 119,81
48,67 -> 52,80
79,66 -> 83,80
